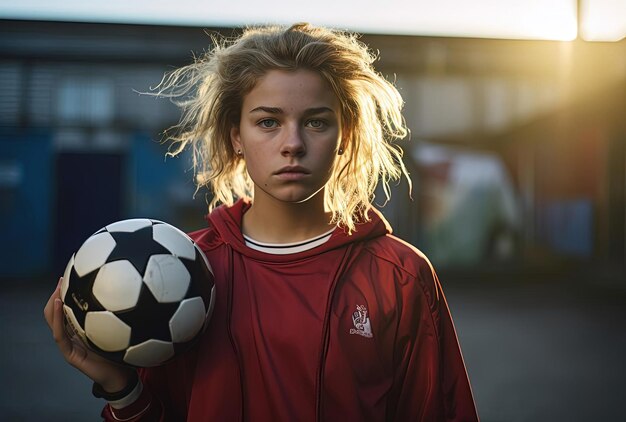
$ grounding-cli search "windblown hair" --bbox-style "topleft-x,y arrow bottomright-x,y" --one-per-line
155,23 -> 410,233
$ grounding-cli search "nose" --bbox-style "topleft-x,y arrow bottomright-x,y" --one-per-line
280,125 -> 306,157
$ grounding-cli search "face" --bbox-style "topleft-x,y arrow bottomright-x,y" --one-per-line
231,69 -> 342,205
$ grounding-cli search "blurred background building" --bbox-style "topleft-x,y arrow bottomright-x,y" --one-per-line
1,1 -> 625,420
1,15 -> 624,280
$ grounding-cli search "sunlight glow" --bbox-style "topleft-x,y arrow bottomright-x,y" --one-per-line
0,0 -> 581,41
581,0 -> 626,41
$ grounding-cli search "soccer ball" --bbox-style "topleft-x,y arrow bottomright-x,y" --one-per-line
60,218 -> 215,367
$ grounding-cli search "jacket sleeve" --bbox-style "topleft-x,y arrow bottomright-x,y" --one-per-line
100,377 -> 163,422
392,260 -> 479,422
101,348 -> 198,421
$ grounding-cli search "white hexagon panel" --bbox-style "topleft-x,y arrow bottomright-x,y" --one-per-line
92,260 -> 143,312
73,232 -> 116,277
124,339 -> 174,367
63,304 -> 87,345
106,218 -> 153,233
143,255 -> 190,303
85,311 -> 131,352
169,297 -> 206,343
152,223 -> 196,260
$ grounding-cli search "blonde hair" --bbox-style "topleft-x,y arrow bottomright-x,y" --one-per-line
155,23 -> 410,233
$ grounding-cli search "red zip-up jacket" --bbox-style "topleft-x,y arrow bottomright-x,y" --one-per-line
103,199 -> 478,421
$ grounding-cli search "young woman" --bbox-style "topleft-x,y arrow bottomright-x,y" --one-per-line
44,23 -> 478,421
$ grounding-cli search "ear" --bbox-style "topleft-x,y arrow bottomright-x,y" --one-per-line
339,124 -> 350,155
230,125 -> 242,155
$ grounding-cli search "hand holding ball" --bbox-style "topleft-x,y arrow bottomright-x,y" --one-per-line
60,219 -> 215,367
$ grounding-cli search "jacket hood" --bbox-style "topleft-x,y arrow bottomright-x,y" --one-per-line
205,198 -> 391,262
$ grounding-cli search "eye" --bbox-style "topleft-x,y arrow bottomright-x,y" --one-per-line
259,119 -> 278,129
306,119 -> 325,129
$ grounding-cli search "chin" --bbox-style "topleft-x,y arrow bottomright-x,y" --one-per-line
273,188 -> 325,204
254,183 -> 326,206
274,194 -> 317,204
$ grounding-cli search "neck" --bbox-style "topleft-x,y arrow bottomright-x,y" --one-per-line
242,193 -> 333,243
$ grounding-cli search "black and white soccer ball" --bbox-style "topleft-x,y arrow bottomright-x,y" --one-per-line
60,218 -> 215,367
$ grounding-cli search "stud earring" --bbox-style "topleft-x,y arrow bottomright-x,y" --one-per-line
236,149 -> 243,157
338,147 -> 344,155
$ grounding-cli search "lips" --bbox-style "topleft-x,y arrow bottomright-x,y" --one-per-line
273,165 -> 311,181
274,165 -> 310,175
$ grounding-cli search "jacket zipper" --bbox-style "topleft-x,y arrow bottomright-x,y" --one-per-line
225,245 -> 246,422
314,244 -> 356,422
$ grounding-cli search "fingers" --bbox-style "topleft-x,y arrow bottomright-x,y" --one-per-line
52,296 -> 75,361
44,276 -> 124,383
44,277 -> 63,330
45,277 -> 78,362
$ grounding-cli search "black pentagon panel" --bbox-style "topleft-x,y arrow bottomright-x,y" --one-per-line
180,248 -> 215,306
106,226 -> 170,275
63,265 -> 106,328
173,337 -> 202,357
116,284 -> 179,345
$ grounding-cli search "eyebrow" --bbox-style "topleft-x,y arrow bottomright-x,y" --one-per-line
249,106 -> 335,115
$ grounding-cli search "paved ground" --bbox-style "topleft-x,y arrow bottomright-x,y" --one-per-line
1,273 -> 624,421
447,274 -> 626,422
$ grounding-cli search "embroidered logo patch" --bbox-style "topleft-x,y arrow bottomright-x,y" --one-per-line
350,305 -> 373,338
